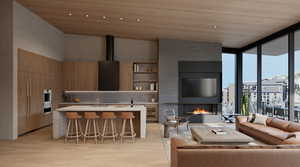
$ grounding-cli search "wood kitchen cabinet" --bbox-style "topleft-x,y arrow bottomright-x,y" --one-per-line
63,62 -> 98,91
119,61 -> 133,90
18,49 -> 63,135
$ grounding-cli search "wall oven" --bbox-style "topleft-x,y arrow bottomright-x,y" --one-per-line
43,89 -> 52,113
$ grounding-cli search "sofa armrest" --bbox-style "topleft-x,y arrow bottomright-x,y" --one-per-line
236,116 -> 248,123
235,116 -> 247,131
171,137 -> 188,167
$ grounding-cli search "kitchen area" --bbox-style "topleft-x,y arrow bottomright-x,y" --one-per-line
16,25 -> 222,143
17,34 -> 159,142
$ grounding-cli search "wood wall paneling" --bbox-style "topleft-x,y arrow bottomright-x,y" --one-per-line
119,61 -> 133,91
62,61 -> 98,91
16,0 -> 300,48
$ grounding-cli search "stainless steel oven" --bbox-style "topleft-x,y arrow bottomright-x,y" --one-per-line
43,89 -> 52,113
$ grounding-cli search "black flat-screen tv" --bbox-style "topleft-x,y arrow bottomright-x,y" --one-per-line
181,78 -> 217,98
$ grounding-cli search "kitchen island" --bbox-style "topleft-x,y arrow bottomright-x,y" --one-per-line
52,105 -> 147,139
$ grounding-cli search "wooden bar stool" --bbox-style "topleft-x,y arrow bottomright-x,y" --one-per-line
83,112 -> 100,144
65,112 -> 83,144
119,112 -> 136,143
101,112 -> 118,143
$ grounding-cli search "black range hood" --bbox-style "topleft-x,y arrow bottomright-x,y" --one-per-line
98,35 -> 119,90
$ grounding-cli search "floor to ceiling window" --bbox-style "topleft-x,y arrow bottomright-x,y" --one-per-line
262,35 -> 289,119
295,31 -> 300,122
222,53 -> 235,116
242,48 -> 257,114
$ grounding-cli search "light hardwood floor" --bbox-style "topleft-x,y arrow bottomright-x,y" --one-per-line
0,123 -> 169,167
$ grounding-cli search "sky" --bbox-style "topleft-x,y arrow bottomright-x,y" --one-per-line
222,51 -> 300,88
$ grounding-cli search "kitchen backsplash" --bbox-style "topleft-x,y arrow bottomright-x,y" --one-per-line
63,91 -> 158,103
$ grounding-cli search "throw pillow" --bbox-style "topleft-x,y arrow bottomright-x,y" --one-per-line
253,114 -> 268,126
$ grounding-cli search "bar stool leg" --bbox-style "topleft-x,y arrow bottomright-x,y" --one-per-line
65,120 -> 71,143
101,120 -> 107,143
75,119 -> 79,144
129,118 -> 135,143
93,120 -> 98,144
111,119 -> 116,143
84,120 -> 90,144
78,120 -> 83,136
120,119 -> 126,143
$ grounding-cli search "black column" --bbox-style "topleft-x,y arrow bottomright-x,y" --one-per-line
288,32 -> 295,121
257,45 -> 262,114
235,53 -> 243,114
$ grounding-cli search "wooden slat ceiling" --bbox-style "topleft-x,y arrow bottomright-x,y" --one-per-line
16,0 -> 300,48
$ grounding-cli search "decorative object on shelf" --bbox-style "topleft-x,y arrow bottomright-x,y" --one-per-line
130,97 -> 134,108
72,98 -> 81,103
150,83 -> 155,91
151,98 -> 155,103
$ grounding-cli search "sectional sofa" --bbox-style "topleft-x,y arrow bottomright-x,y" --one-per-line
236,116 -> 300,144
171,137 -> 300,167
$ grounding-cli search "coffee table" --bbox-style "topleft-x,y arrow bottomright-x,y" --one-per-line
191,126 -> 254,145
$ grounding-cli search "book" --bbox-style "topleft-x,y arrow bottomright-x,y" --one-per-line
211,129 -> 227,135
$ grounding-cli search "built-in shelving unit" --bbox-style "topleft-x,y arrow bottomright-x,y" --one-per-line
133,62 -> 159,122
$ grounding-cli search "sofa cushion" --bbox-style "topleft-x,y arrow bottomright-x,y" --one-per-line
238,122 -> 283,144
240,122 -> 295,141
266,117 -> 273,126
286,122 -> 300,132
280,132 -> 300,144
269,118 -> 290,131
253,114 -> 268,126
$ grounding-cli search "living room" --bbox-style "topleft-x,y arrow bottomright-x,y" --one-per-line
1,0 -> 300,167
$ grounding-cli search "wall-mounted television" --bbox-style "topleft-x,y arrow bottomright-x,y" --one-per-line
179,73 -> 221,104
181,78 -> 217,98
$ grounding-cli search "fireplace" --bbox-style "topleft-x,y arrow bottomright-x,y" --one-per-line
179,104 -> 221,123
178,61 -> 222,123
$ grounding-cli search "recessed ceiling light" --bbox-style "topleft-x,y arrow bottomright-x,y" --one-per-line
85,14 -> 89,18
102,16 -> 107,20
119,17 -> 124,21
136,18 -> 141,22
68,12 -> 72,16
213,25 -> 217,29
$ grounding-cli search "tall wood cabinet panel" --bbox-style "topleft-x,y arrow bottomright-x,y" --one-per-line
62,62 -> 98,91
119,61 -> 133,90
17,49 -> 63,135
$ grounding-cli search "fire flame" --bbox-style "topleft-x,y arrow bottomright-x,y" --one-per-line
193,108 -> 209,115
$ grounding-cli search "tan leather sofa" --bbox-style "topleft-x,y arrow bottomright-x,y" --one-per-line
236,116 -> 300,145
171,137 -> 300,167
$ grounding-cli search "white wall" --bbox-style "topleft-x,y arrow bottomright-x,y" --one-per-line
13,2 -> 64,61
0,0 -> 14,140
12,2 -> 65,139
115,38 -> 158,61
64,34 -> 157,61
64,34 -> 106,61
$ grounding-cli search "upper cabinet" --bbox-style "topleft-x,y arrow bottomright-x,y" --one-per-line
62,62 -> 99,91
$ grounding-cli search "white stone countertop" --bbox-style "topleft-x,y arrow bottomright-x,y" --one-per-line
56,105 -> 147,112
59,102 -> 158,105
